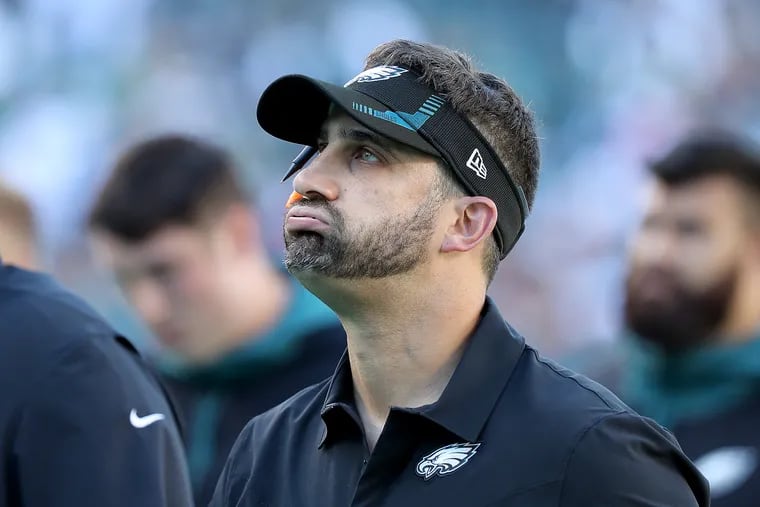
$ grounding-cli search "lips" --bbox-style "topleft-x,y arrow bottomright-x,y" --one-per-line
285,205 -> 332,234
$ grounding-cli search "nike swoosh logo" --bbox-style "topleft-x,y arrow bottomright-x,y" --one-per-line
129,409 -> 165,428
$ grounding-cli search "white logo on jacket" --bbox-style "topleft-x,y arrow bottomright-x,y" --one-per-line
694,446 -> 758,498
129,409 -> 165,428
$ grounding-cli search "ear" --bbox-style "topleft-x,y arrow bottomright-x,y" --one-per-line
440,196 -> 498,254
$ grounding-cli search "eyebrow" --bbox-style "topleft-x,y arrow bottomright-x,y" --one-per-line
318,124 -> 397,153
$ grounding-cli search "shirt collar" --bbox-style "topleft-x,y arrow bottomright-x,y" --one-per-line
319,351 -> 359,448
411,298 -> 525,441
319,297 -> 525,447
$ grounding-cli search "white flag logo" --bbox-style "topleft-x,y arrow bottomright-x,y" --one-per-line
467,149 -> 487,179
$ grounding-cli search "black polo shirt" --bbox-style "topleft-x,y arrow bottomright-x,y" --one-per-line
211,298 -> 709,506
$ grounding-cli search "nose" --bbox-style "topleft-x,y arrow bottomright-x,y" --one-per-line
292,149 -> 341,202
632,227 -> 678,271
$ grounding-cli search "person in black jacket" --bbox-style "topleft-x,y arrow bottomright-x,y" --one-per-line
210,39 -> 709,506
0,258 -> 193,506
87,134 -> 346,506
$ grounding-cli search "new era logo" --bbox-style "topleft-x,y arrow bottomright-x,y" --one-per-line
467,149 -> 487,179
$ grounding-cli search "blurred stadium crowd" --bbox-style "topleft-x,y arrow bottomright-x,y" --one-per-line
1,0 -> 760,355
3,1 -> 760,505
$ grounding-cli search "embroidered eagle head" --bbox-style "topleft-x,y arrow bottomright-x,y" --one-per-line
415,442 -> 481,480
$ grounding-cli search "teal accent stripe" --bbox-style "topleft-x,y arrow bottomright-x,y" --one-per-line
187,394 -> 222,487
350,93 -> 451,131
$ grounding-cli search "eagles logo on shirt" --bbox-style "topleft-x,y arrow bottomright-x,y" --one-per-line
416,442 -> 481,480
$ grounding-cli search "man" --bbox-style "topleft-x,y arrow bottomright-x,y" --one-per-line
87,135 -> 346,506
572,131 -> 760,506
0,259 -> 193,505
0,179 -> 40,270
210,39 -> 709,506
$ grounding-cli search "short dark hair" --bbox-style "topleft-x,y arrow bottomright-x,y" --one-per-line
650,130 -> 760,225
89,135 -> 248,242
364,40 -> 540,283
651,130 -> 760,186
364,40 -> 540,210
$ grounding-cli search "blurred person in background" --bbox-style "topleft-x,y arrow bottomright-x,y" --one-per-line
570,130 -> 760,506
0,179 -> 40,270
87,134 -> 346,506
0,217 -> 193,506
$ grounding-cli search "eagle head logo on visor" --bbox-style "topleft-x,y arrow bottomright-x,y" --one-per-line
344,66 -> 408,87
415,442 -> 481,480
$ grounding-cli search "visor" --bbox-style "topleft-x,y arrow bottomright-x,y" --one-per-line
256,66 -> 528,258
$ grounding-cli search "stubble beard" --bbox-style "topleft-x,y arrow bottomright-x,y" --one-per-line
283,194 -> 442,280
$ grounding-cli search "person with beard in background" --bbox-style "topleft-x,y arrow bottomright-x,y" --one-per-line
210,39 -> 708,507
571,130 -> 760,506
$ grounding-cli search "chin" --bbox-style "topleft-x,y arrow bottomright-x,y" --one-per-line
289,267 -> 341,289
295,268 -> 363,295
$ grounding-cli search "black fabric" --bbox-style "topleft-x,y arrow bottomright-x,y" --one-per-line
675,396 -> 760,507
569,341 -> 760,507
0,263 -> 193,507
210,298 -> 709,506
159,323 -> 346,506
256,68 -> 527,257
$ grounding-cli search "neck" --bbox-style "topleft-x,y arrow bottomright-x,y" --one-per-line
305,271 -> 485,450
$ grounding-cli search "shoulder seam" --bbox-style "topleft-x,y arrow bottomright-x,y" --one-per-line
531,349 -> 622,411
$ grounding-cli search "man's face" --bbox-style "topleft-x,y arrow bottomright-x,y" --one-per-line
91,224 -> 235,362
283,112 -> 446,280
624,175 -> 751,350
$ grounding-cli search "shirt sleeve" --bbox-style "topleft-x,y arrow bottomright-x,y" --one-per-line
12,340 -> 191,507
559,412 -> 710,507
